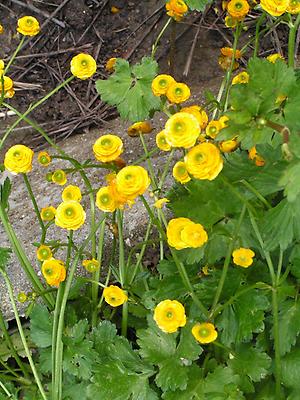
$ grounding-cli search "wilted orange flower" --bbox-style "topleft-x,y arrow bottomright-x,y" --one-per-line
105,57 -> 117,72
127,121 -> 152,137
249,146 -> 265,166
219,47 -> 242,70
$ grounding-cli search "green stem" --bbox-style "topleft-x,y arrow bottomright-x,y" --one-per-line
212,76 -> 226,120
53,217 -> 105,400
140,195 -> 208,317
222,23 -> 242,112
121,300 -> 128,337
139,133 -> 158,189
288,13 -> 300,68
0,309 -> 29,379
248,210 -> 281,399
0,380 -> 13,397
152,17 -> 172,58
22,174 -> 45,237
4,36 -> 25,75
0,76 -> 74,150
210,204 -> 247,317
254,13 -> 266,58
0,205 -> 54,309
276,248 -> 284,284
0,270 -> 48,400
158,149 -> 175,190
92,215 -> 106,327
241,179 -> 272,209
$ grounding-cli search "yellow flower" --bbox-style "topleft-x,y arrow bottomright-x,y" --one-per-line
181,222 -> 208,248
105,57 -> 117,72
62,185 -> 82,202
219,47 -> 242,71
36,245 -> 52,261
55,201 -> 86,230
127,121 -> 152,137
93,134 -> 123,163
166,0 -> 188,20
232,71 -> 249,85
116,165 -> 150,200
166,82 -> 191,104
227,0 -> 250,18
266,53 -> 285,63
154,198 -> 170,209
40,206 -> 56,221
82,258 -> 100,273
17,16 -> 40,36
154,299 -> 186,333
185,143 -> 223,181
221,47 -> 242,58
4,144 -> 34,174
37,151 -> 51,167
111,5 -> 120,13
167,217 -> 208,250
173,161 -> 191,184
206,120 -> 222,139
70,53 -> 97,80
152,74 -> 176,96
17,292 -> 27,303
181,105 -> 209,130
0,60 -> 4,71
192,322 -> 218,344
165,112 -> 200,148
52,169 -> 67,186
0,25 -> 4,34
0,76 -> 14,98
219,138 -> 239,153
225,15 -> 239,27
287,0 -> 300,13
219,115 -> 229,129
232,247 -> 255,267
248,146 -> 265,166
96,186 -> 117,212
156,130 -> 172,151
42,259 -> 66,287
103,285 -> 128,307
260,0 -> 289,15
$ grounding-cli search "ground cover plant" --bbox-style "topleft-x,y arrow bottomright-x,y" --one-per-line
1,1 -> 300,399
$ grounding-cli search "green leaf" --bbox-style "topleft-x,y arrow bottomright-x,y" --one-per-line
276,300 -> 300,356
280,161 -> 300,202
185,0 -> 212,11
228,344 -> 271,382
0,247 -> 11,270
63,380 -> 88,400
0,329 -> 30,361
261,199 -> 300,251
156,358 -> 189,391
96,57 -> 160,122
63,339 -> 96,380
30,304 -> 52,348
0,177 -> 11,210
217,290 -> 269,345
282,348 -> 300,389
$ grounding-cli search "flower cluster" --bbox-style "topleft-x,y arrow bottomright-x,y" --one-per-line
152,74 -> 190,104
165,0 -> 188,21
218,47 -> 242,71
167,217 -> 208,250
154,299 -> 217,344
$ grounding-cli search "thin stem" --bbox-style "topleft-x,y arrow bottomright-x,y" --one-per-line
0,380 -> 13,397
0,76 -> 74,150
222,23 -> 242,112
152,17 -> 172,58
53,217 -> 105,400
248,210 -> 281,399
276,248 -> 284,284
139,133 -> 158,189
22,174 -> 45,236
140,195 -> 208,317
0,270 -> 48,400
121,300 -> 128,337
241,179 -> 272,209
212,76 -> 226,120
92,215 -> 106,327
210,204 -> 247,317
4,36 -> 25,75
0,205 -> 54,308
288,13 -> 300,68
0,309 -> 29,379
254,13 -> 266,57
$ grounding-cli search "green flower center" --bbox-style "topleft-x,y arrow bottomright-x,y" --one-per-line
199,328 -> 210,337
101,138 -> 112,147
13,151 -> 21,157
125,174 -> 133,181
41,249 -> 50,258
174,122 -> 185,132
195,152 -> 204,162
40,156 -> 48,164
26,18 -> 33,26
81,59 -> 88,67
235,2 -> 243,9
100,194 -> 110,204
209,126 -> 217,134
175,87 -> 183,96
45,268 -> 53,276
160,137 -> 167,144
166,311 -> 173,318
54,172 -> 63,180
177,166 -> 186,176
65,207 -> 74,217
44,211 -> 53,219
159,79 -> 167,87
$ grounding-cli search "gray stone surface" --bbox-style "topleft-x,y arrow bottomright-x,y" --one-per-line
0,113 -> 178,319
